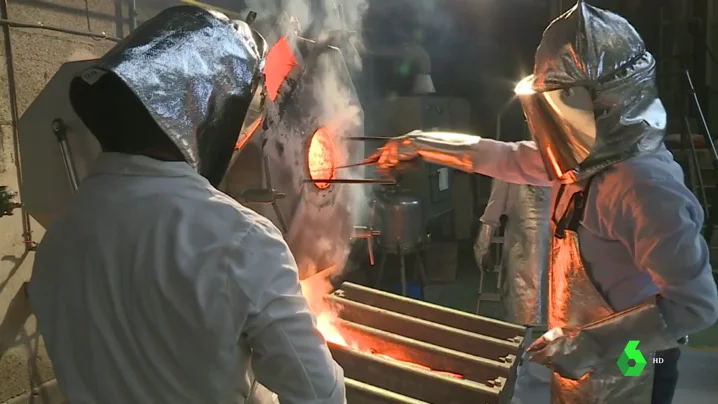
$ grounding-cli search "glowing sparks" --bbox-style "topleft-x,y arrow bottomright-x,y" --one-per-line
312,295 -> 464,380
316,312 -> 350,346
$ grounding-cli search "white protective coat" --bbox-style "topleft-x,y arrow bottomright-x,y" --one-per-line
28,153 -> 346,404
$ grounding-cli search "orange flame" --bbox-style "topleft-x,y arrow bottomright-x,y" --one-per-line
314,307 -> 464,380
316,312 -> 350,346
307,127 -> 337,189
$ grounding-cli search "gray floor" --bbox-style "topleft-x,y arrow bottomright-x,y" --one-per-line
675,349 -> 718,402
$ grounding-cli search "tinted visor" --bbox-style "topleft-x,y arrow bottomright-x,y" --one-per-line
515,75 -> 597,181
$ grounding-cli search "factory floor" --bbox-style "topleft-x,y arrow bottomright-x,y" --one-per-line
406,242 -> 718,403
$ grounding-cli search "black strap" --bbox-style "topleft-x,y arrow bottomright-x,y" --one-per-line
554,177 -> 595,239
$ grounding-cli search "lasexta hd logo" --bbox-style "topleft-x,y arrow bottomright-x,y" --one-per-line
617,340 -> 647,376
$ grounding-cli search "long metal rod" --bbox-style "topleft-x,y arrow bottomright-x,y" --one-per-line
304,178 -> 396,185
0,18 -> 120,41
683,117 -> 709,209
128,0 -> 137,31
684,70 -> 718,168
328,342 -> 502,403
113,1 -> 124,38
344,136 -> 390,141
684,70 -> 718,242
0,0 -> 35,250
52,120 -> 81,192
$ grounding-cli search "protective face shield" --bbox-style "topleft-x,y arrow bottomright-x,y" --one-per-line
515,76 -> 596,181
516,1 -> 666,183
69,5 -> 266,186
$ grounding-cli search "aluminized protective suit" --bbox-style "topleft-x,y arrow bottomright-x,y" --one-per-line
367,2 -> 718,403
475,180 -> 551,327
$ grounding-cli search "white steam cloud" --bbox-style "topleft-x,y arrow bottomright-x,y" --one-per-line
241,1 -> 371,317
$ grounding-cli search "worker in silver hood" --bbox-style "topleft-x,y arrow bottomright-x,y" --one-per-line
367,1 -> 718,403
475,178 -> 550,327
28,6 -> 345,404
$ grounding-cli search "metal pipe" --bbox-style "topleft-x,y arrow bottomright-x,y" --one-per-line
328,294 -> 520,362
113,1 -> 124,38
345,378 -> 429,404
328,342 -> 502,403
684,70 -> 718,168
336,319 -> 512,383
0,0 -> 35,250
303,179 -> 397,185
128,0 -> 137,31
339,282 -> 526,342
52,119 -> 80,192
0,18 -> 120,41
343,136 -> 390,141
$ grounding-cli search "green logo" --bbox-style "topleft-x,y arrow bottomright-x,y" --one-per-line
617,340 -> 647,376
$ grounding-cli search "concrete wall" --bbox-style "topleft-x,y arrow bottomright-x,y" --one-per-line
0,1 -> 165,401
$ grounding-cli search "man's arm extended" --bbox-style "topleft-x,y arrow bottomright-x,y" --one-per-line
226,217 -> 345,404
370,131 -> 551,186
467,139 -> 550,187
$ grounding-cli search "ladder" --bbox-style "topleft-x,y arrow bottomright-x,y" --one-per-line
657,1 -> 718,275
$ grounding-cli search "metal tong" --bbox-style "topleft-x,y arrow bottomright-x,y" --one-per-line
303,155 -> 395,185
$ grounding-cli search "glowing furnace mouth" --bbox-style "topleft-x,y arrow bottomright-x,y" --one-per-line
307,127 -> 337,189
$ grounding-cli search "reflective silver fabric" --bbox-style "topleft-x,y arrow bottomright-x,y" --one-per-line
547,186 -> 654,403
70,5 -> 265,186
502,185 -> 551,326
520,0 -> 667,182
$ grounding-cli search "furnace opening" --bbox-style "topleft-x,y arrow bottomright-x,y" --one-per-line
307,127 -> 337,189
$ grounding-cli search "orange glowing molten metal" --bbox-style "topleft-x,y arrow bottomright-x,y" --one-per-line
307,127 -> 337,189
316,312 -> 464,379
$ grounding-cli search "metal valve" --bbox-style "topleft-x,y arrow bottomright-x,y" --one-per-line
352,199 -> 381,265
1,186 -> 22,217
